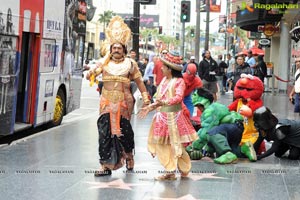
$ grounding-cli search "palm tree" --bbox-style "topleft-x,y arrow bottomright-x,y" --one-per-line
158,35 -> 180,52
98,10 -> 115,33
140,28 -> 160,56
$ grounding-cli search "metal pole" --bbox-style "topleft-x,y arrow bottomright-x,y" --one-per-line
226,0 -> 230,54
204,0 -> 210,50
133,0 -> 140,61
224,20 -> 227,51
195,0 -> 201,63
181,22 -> 185,57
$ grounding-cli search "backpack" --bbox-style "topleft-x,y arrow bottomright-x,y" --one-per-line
254,61 -> 267,78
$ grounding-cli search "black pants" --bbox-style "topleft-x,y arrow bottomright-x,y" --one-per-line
275,143 -> 300,160
207,122 -> 244,157
97,114 -> 135,165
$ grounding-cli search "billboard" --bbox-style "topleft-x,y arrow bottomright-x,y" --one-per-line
118,13 -> 159,28
200,0 -> 221,13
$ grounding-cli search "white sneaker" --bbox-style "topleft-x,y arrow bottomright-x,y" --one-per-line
226,90 -> 233,94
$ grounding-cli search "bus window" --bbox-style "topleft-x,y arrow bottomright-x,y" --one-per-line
40,39 -> 56,73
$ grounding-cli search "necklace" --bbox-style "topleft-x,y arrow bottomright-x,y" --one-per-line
105,58 -> 131,76
111,56 -> 125,63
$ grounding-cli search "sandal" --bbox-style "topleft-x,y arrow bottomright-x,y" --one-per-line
155,173 -> 177,181
126,158 -> 134,170
94,167 -> 112,177
126,153 -> 134,170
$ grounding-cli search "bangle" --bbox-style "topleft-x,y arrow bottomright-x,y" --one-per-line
142,92 -> 151,105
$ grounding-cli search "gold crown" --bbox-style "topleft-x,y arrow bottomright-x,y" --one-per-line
105,16 -> 131,46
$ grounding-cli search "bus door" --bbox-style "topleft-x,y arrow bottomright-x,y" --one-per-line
15,32 -> 40,126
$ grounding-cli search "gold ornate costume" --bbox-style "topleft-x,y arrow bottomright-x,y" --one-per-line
90,16 -> 149,136
89,16 -> 149,173
99,57 -> 143,135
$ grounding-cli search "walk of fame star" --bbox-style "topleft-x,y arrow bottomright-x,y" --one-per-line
85,178 -> 150,190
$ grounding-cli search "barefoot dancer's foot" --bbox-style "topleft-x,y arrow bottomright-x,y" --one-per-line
180,171 -> 189,177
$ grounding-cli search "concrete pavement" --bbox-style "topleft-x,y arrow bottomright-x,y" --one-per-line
0,86 -> 300,199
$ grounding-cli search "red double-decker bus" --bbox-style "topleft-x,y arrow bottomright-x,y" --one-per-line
0,0 -> 95,135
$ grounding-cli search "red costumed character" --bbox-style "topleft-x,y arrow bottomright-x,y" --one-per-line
228,73 -> 265,154
182,63 -> 203,123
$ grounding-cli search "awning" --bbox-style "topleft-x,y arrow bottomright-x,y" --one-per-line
242,46 -> 265,55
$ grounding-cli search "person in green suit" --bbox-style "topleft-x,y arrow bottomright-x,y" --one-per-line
187,88 -> 257,164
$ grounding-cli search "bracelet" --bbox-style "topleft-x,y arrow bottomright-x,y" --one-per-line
94,67 -> 102,75
142,92 -> 151,105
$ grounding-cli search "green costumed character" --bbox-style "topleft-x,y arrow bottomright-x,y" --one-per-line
187,88 -> 257,164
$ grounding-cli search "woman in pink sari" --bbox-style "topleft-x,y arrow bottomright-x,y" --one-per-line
139,51 -> 198,180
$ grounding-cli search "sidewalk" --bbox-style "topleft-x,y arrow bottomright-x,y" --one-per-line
218,92 -> 297,120
0,93 -> 299,200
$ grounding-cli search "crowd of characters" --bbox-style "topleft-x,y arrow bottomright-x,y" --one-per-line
85,16 -> 300,180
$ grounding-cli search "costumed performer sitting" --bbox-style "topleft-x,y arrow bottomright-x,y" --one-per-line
186,88 -> 257,164
228,73 -> 265,158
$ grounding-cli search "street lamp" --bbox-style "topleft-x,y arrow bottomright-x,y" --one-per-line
203,16 -> 218,50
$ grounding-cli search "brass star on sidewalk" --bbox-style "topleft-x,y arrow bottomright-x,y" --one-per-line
85,179 -> 149,190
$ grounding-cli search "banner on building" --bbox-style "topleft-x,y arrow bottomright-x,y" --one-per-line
118,13 -> 159,28
218,15 -> 226,33
200,0 -> 221,13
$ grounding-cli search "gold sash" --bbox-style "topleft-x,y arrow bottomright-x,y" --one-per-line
102,75 -> 130,83
160,104 -> 181,112
101,88 -> 125,136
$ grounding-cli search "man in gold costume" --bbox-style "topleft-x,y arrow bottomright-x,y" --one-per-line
86,16 -> 150,176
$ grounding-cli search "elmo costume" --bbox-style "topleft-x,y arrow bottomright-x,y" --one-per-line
228,74 -> 264,145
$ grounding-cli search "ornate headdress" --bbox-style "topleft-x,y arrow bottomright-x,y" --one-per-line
160,51 -> 183,71
105,16 -> 131,46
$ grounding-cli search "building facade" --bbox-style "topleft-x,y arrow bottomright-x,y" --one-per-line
233,0 -> 300,93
